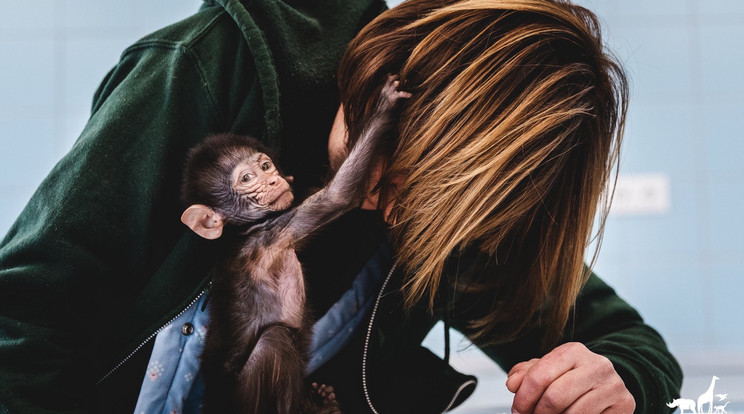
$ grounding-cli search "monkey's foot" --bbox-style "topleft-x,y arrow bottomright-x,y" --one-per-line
311,382 -> 342,414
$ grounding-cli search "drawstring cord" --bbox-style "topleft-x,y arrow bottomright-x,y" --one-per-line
443,278 -> 451,366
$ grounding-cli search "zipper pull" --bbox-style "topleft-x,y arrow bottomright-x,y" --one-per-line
201,280 -> 213,312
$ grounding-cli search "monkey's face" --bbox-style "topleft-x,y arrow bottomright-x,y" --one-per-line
232,152 -> 294,212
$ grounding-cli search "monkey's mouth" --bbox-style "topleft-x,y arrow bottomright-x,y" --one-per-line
267,189 -> 294,211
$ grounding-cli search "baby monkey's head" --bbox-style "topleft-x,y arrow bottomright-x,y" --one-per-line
181,133 -> 294,239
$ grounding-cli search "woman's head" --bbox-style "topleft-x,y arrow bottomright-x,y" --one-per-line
338,0 -> 627,346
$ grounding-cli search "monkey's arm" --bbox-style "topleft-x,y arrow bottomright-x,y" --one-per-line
284,76 -> 410,241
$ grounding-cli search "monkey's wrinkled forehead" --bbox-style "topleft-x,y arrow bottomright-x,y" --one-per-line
198,134 -> 268,159
220,145 -> 260,165
183,133 -> 272,188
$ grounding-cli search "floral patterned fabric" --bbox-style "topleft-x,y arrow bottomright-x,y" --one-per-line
134,294 -> 209,414
134,242 -> 391,413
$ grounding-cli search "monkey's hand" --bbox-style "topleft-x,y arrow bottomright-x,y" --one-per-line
360,74 -> 411,145
282,75 -> 410,242
374,74 -> 412,116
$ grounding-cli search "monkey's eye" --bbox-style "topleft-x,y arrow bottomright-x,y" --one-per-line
241,173 -> 252,183
261,161 -> 272,171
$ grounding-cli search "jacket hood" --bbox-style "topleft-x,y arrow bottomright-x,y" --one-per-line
204,0 -> 382,150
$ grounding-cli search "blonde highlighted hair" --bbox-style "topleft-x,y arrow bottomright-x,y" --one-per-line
339,0 -> 627,347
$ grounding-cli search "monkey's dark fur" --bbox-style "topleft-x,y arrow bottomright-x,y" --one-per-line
180,76 -> 410,413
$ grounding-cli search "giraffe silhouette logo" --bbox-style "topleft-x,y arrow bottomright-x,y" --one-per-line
667,376 -> 730,414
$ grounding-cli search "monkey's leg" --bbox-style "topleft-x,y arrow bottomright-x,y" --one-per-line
236,324 -> 306,414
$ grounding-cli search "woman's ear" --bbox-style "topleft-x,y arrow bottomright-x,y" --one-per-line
181,204 -> 225,240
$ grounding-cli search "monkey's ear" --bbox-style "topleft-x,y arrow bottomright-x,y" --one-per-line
181,204 -> 225,240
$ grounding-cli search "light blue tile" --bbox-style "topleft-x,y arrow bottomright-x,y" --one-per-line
593,262 -> 636,299
0,0 -> 55,31
589,228 -> 627,267
609,26 -> 695,102
708,264 -> 744,349
703,104 -> 744,173
609,0 -> 691,17
0,191 -> 36,241
621,103 -> 701,174
0,118 -> 57,188
706,174 -> 744,254
0,39 -> 56,112
59,113 -> 89,157
63,0 -> 135,30
591,210 -> 634,267
697,0 -> 744,16
609,175 -> 702,257
575,0 -> 691,17
63,36 -> 135,111
700,24 -> 744,96
133,0 -> 202,32
570,0 -> 616,20
619,262 -> 707,348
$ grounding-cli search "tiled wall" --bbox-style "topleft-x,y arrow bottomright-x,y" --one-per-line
573,0 -> 744,363
1,0 -> 742,387
0,0 -> 202,234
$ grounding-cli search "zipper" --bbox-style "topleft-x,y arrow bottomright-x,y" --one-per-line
362,263 -> 397,414
441,378 -> 478,412
96,284 -> 211,384
362,265 -> 476,413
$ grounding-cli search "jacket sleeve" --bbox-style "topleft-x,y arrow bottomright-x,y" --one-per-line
0,40 -> 224,413
451,272 -> 683,414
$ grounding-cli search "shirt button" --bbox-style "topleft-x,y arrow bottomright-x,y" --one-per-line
181,323 -> 194,336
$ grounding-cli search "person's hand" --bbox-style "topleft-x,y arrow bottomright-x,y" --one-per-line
505,342 -> 635,413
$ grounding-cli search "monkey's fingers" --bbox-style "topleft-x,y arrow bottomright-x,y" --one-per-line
244,181 -> 263,192
379,75 -> 411,110
382,74 -> 400,95
312,383 -> 334,398
246,185 -> 264,195
390,80 -> 412,100
320,385 -> 333,397
395,89 -> 413,99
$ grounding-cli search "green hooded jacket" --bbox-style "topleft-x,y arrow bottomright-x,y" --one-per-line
0,0 -> 384,411
0,0 -> 682,412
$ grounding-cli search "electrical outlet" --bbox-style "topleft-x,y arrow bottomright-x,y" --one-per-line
610,174 -> 671,216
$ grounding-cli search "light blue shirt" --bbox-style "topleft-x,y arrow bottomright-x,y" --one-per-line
133,293 -> 209,414
134,242 -> 392,413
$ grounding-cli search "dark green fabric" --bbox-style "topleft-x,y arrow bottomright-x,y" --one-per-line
310,252 -> 682,414
468,274 -> 683,413
0,1 -> 681,413
0,1 -> 382,412
439,249 -> 683,413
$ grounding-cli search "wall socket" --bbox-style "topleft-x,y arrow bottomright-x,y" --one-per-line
609,174 -> 671,216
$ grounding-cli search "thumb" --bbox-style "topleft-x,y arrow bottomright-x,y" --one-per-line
506,369 -> 525,393
505,359 -> 539,393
